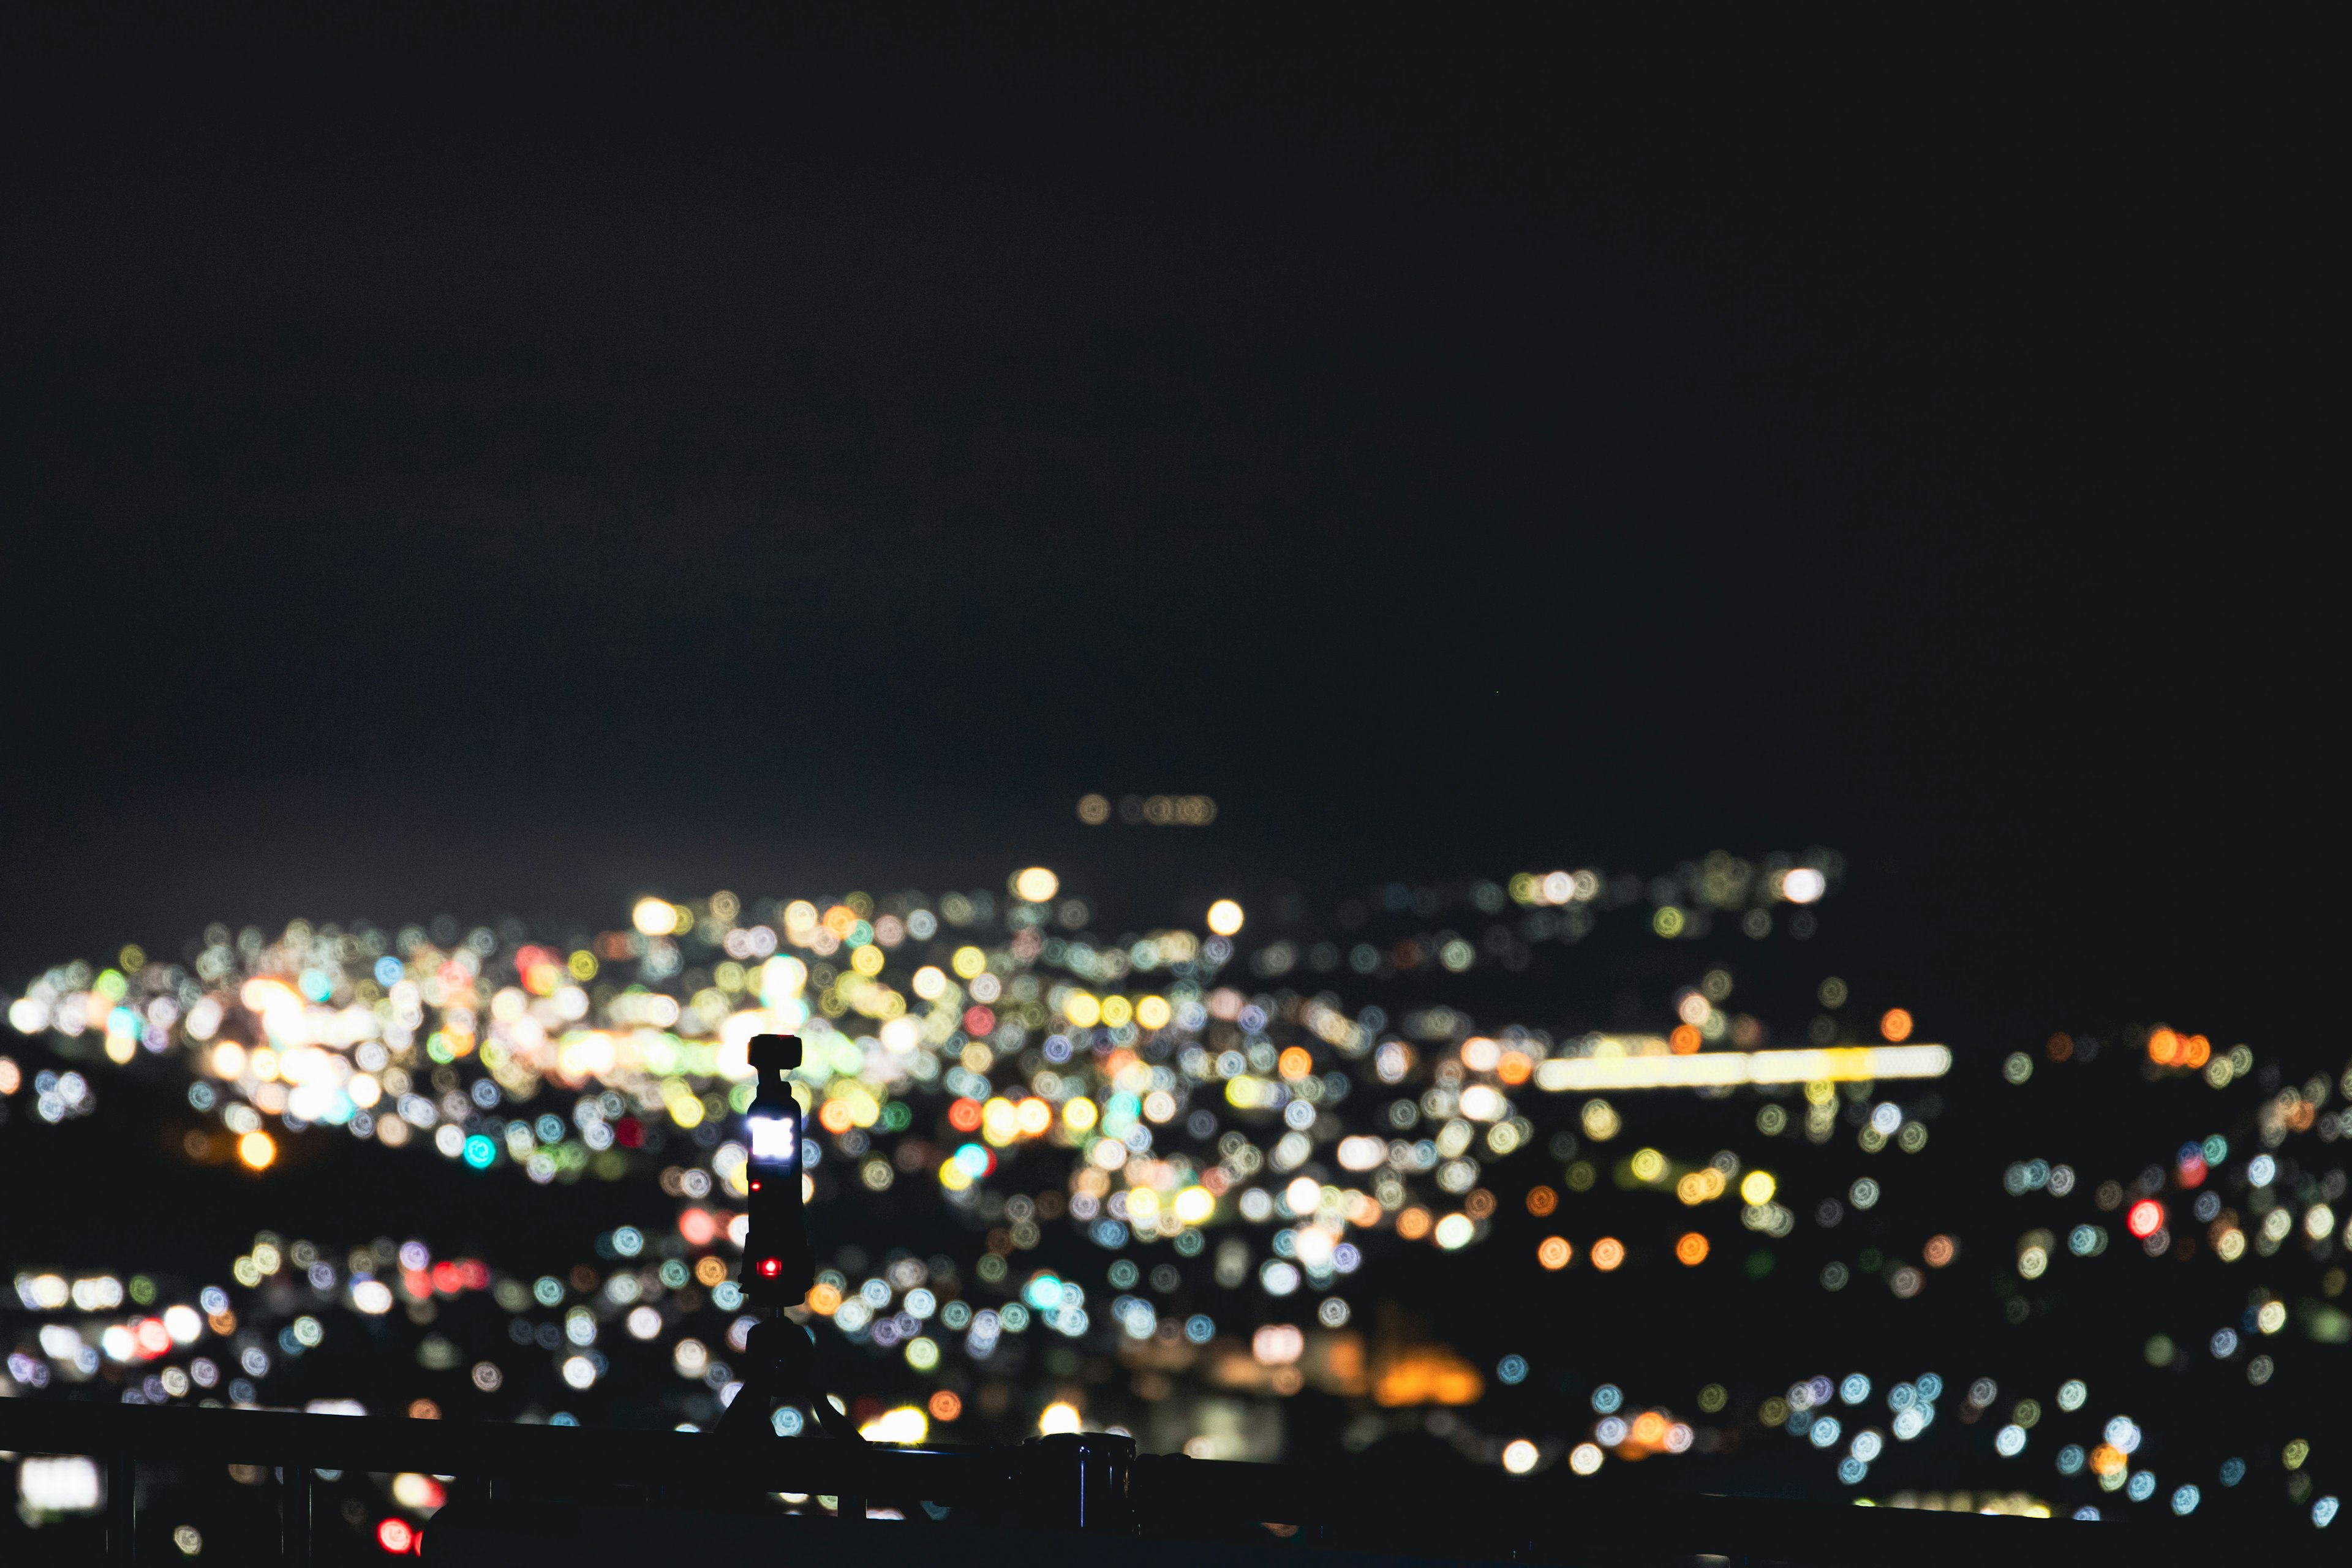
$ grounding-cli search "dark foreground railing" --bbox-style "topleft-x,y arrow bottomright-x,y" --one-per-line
0,1399 -> 2300,1565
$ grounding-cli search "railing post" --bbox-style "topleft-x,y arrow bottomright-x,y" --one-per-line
106,1452 -> 137,1561
1028,1431 -> 1137,1532
280,1466 -> 314,1564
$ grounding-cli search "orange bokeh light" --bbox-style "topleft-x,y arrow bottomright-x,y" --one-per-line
1537,1236 -> 1573,1270
1396,1207 -> 1432,1241
1591,1237 -> 1624,1272
1923,1234 -> 1955,1267
1278,1047 -> 1314,1081
1373,1346 -> 1485,1408
927,1389 -> 963,1422
947,1097 -> 984,1132
1526,1186 -> 1558,1216
1880,1009 -> 1913,1043
1674,1232 -> 1709,1266
1668,1025 -> 1702,1055
817,1100 -> 855,1134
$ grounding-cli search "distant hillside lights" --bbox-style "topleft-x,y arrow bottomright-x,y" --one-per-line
1076,793 -> 1216,826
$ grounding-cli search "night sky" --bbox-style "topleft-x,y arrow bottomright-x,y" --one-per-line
1,10 -> 2324,1062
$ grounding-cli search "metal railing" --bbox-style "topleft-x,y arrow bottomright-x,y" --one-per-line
0,1398 -> 2289,1564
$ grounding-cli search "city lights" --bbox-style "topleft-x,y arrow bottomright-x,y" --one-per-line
1,851 -> 2344,1537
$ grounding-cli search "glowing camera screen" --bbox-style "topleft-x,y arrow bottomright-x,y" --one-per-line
747,1112 -> 799,1166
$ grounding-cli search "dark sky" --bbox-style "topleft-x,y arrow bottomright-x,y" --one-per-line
0,10 -> 2324,1053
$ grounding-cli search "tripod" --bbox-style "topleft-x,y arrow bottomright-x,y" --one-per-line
714,1034 -> 867,1454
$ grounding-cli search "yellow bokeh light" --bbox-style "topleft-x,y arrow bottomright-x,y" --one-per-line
1502,1439 -> 1539,1474
911,966 -> 946,1000
850,945 -> 884,976
760,956 -> 808,1006
1038,1401 -> 1082,1436
211,1041 -> 247,1079
1063,1098 -> 1099,1133
1014,867 -> 1060,903
1629,1148 -> 1665,1183
1135,995 -> 1172,1030
859,1406 -> 929,1444
1172,1186 -> 1215,1225
240,976 -> 300,1014
631,897 -> 675,936
951,946 -> 987,980
1205,899 -> 1245,937
1098,995 -> 1133,1029
238,1131 -> 276,1170
1063,992 -> 1101,1028
1739,1170 -> 1776,1206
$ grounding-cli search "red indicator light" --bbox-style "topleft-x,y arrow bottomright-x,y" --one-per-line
758,1257 -> 782,1277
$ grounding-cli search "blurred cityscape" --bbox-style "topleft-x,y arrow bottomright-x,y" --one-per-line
5,824 -> 2344,1551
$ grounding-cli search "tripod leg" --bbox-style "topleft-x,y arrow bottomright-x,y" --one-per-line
771,1320 -> 867,1443
715,1322 -> 787,1438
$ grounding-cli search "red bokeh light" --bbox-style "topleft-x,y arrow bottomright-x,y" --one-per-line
377,1518 -> 415,1553
2126,1199 -> 2165,1239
